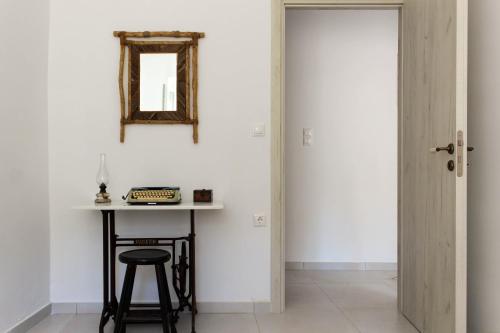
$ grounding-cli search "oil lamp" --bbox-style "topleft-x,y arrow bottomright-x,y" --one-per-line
95,153 -> 111,204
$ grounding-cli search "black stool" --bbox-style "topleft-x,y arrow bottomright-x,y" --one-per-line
114,249 -> 177,333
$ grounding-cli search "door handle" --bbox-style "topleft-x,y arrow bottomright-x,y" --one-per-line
430,143 -> 455,155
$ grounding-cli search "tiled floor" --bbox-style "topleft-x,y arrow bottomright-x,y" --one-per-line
27,270 -> 418,333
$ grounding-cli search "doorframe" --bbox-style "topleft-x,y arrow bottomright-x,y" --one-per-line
271,3 -> 468,332
270,0 -> 404,314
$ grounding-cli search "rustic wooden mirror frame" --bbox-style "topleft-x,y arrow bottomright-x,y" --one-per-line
113,31 -> 205,143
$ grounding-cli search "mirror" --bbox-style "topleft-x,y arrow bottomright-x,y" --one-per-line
128,43 -> 187,123
140,53 -> 177,112
114,31 -> 205,144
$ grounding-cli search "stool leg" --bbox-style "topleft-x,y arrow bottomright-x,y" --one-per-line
155,264 -> 177,333
114,264 -> 136,333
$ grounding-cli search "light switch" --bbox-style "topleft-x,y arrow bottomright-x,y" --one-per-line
253,124 -> 266,137
303,128 -> 313,146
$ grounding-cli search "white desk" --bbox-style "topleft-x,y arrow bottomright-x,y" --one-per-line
75,201 -> 224,211
74,201 -> 224,333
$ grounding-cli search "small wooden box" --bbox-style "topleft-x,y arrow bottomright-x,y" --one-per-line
193,189 -> 213,203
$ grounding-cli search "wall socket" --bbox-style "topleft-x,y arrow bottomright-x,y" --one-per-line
253,214 -> 266,227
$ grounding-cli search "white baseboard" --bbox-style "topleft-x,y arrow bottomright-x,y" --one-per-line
285,261 -> 397,271
52,301 -> 271,315
51,303 -> 77,314
364,262 -> 398,271
253,301 -> 272,314
6,304 -> 52,333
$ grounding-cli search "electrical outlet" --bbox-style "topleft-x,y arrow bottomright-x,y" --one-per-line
254,214 -> 266,227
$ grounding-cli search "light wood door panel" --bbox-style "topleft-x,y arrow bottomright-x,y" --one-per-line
400,0 -> 467,332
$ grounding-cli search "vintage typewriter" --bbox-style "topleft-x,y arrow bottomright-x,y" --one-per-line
123,187 -> 182,205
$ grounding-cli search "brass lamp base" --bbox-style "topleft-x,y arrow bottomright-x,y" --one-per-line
95,192 -> 111,204
95,183 -> 111,204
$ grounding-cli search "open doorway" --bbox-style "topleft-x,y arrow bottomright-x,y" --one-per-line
272,0 -> 468,331
282,8 -> 415,332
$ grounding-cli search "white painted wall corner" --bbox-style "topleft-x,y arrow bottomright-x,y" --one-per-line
6,304 -> 52,333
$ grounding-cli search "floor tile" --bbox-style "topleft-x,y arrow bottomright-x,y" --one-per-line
319,282 -> 397,309
285,270 -> 316,285
177,314 -> 259,333
342,307 -> 419,333
256,307 -> 359,333
384,275 -> 398,289
62,314 -> 115,333
27,314 -> 74,333
285,284 -> 336,311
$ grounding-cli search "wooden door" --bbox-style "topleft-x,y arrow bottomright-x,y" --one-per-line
399,0 -> 467,332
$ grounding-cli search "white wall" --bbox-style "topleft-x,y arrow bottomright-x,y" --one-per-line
48,0 -> 270,305
15,0 -> 499,328
0,0 -> 50,331
285,10 -> 398,264
468,1 -> 500,332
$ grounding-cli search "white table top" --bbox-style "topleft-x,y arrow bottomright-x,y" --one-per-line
74,201 -> 224,211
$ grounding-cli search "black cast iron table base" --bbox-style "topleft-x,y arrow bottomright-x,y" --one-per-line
98,210 -> 197,333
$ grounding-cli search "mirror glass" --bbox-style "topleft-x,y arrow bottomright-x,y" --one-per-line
140,53 -> 177,111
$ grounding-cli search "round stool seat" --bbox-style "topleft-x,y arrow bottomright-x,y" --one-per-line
119,249 -> 171,265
